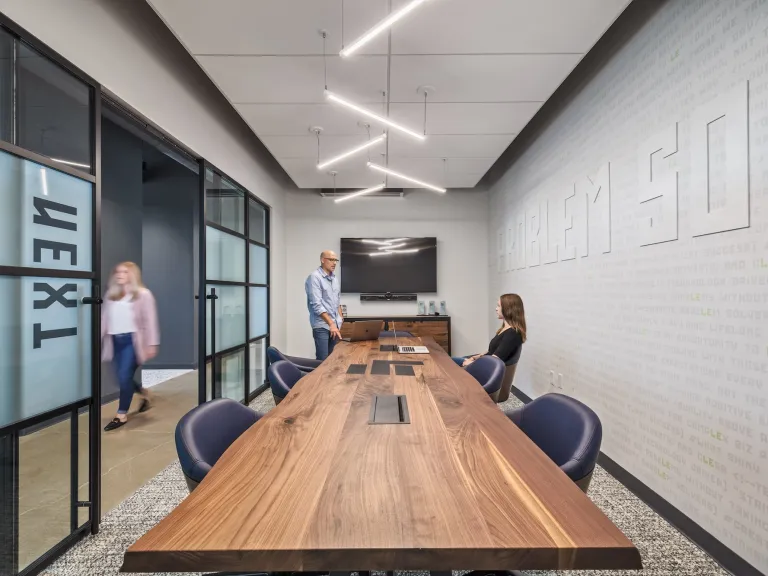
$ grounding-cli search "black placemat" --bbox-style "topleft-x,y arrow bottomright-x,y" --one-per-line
394,365 -> 415,376
346,364 -> 367,374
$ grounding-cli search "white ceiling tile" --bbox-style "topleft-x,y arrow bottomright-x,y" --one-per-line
389,102 -> 539,134
277,157 -> 383,189
389,0 -> 631,54
148,0 -> 630,189
238,103 -> 389,136
389,54 -> 583,102
197,55 -> 388,104
388,133 -> 513,158
149,0 -> 389,55
262,134 -> 387,160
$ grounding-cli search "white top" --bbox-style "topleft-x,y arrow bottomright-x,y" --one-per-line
108,294 -> 137,335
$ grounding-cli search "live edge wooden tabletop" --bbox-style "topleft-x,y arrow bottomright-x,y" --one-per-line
121,338 -> 641,573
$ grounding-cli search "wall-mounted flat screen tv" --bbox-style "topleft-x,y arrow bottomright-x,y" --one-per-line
340,237 -> 437,294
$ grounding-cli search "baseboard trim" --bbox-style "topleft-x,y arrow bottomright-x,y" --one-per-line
143,363 -> 196,370
509,386 -> 762,576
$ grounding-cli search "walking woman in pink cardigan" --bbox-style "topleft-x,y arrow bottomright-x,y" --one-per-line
101,262 -> 160,431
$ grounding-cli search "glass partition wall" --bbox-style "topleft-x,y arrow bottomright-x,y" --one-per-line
201,166 -> 270,404
0,14 -> 271,576
0,17 -> 102,576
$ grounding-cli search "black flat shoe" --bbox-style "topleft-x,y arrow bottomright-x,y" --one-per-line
104,418 -> 127,431
138,398 -> 151,413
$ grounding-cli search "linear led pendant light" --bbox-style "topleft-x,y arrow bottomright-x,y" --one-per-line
334,183 -> 386,203
340,0 -> 430,57
326,91 -> 425,141
367,162 -> 446,193
318,133 -> 386,170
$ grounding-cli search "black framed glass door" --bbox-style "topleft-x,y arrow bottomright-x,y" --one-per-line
197,162 -> 270,407
0,16 -> 101,576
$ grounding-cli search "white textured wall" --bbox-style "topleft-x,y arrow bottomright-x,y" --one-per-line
488,0 -> 768,571
0,0 -> 292,348
285,189 -> 489,359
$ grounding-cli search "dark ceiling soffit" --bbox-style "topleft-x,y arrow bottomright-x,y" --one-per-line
478,0 -> 667,189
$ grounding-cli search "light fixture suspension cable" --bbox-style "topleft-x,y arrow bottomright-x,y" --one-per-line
322,31 -> 328,90
315,129 -> 321,164
366,124 -> 372,162
423,90 -> 428,136
341,0 -> 345,49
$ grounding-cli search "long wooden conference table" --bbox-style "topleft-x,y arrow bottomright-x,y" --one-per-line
122,337 -> 641,573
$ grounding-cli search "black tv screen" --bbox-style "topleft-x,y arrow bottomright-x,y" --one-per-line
340,237 -> 437,294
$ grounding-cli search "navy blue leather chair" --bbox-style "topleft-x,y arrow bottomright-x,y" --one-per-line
379,330 -> 414,338
266,346 -> 322,373
506,393 -> 602,493
268,360 -> 304,405
464,355 -> 505,398
175,398 -> 263,492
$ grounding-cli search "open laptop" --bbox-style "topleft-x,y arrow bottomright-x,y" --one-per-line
392,322 -> 429,354
342,320 -> 383,342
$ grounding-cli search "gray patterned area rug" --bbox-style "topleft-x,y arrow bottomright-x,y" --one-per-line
42,391 -> 728,576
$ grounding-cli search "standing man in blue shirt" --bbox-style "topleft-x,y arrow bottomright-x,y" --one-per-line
305,250 -> 343,360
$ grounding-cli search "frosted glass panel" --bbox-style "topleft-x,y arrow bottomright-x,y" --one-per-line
249,244 -> 267,285
206,226 -> 245,282
249,286 -> 268,338
0,151 -> 93,271
206,285 -> 245,354
0,277 -> 91,428
220,348 -> 245,402
248,200 -> 266,243
206,169 -> 244,234
249,340 -> 265,392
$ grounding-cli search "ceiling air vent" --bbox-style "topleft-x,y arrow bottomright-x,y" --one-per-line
318,188 -> 404,198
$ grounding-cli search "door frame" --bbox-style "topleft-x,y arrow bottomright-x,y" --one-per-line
0,12 -> 103,576
197,161 -> 271,406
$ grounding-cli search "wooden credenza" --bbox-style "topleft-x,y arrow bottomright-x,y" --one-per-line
340,315 -> 451,354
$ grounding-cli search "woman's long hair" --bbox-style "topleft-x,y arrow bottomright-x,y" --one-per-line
107,261 -> 144,301
497,293 -> 527,342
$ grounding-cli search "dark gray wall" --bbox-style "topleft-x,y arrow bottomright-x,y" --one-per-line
100,118 -> 143,399
142,165 -> 197,369
100,117 -> 198,399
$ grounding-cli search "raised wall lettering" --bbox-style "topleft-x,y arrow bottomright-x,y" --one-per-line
690,81 -> 749,237
638,123 -> 679,246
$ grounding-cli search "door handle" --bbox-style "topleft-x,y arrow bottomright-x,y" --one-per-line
81,296 -> 103,305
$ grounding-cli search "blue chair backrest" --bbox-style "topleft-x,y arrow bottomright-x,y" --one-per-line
465,355 -> 505,395
175,398 -> 261,486
266,346 -> 286,367
267,359 -> 303,400
507,393 -> 602,482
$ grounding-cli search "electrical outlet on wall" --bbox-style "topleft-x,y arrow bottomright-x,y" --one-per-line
558,373 -> 564,390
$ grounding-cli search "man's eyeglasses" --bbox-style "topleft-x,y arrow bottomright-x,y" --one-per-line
324,257 -> 340,263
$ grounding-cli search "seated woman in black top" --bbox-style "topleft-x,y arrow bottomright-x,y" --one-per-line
452,293 -> 526,367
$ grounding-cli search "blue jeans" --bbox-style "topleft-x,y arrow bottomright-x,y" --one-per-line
112,334 -> 142,414
312,327 -> 337,361
452,356 -> 467,367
